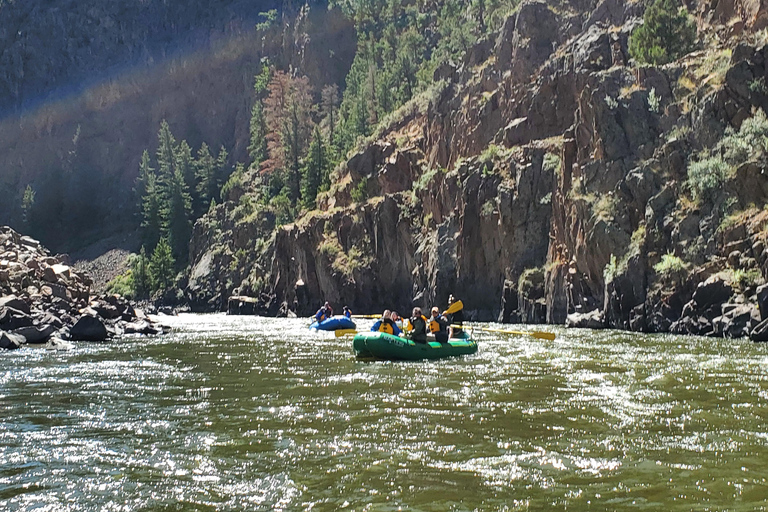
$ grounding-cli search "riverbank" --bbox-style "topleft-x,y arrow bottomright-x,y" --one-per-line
0,226 -> 166,349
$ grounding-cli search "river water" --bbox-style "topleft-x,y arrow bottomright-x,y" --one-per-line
1,313 -> 768,511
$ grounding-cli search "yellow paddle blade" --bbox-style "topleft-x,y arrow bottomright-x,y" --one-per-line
479,327 -> 556,340
351,314 -> 381,319
443,299 -> 464,315
335,329 -> 358,337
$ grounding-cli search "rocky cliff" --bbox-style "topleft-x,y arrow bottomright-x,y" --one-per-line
183,0 -> 768,340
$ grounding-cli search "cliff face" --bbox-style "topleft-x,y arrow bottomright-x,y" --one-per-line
190,0 -> 768,339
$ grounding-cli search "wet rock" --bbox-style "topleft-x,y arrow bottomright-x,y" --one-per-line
751,318 -> 768,342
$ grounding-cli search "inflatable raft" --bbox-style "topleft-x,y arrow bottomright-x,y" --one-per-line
310,316 -> 356,331
352,331 -> 477,361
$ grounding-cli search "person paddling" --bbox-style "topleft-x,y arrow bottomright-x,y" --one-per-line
371,310 -> 402,336
444,294 -> 463,338
343,306 -> 352,318
315,301 -> 333,322
429,307 -> 449,343
409,307 -> 428,344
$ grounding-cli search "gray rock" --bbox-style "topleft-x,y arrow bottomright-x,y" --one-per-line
0,307 -> 34,330
0,331 -> 25,350
0,295 -> 30,314
11,324 -> 56,344
566,309 -> 605,329
70,315 -> 109,341
692,277 -> 733,309
751,318 -> 768,342
756,284 -> 768,320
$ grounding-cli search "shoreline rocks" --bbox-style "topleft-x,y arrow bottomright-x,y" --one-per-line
0,226 -> 167,350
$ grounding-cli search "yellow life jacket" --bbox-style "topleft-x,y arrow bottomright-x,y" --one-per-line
378,320 -> 394,334
429,318 -> 442,333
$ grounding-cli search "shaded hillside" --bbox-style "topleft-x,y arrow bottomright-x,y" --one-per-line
0,0 -> 326,114
0,0 -> 354,251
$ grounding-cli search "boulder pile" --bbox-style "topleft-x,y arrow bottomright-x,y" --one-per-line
0,226 -> 166,350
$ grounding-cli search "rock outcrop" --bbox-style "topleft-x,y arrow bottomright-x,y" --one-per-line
0,226 -> 165,349
181,0 -> 768,342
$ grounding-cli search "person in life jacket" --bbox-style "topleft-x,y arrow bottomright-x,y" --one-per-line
343,306 -> 352,318
409,307 -> 428,343
391,311 -> 404,332
428,307 -> 449,343
315,302 -> 333,322
371,310 -> 402,336
445,294 -> 463,338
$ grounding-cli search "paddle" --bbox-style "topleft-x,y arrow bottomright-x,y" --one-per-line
335,329 -> 358,337
471,326 -> 556,341
351,314 -> 381,319
442,299 -> 464,316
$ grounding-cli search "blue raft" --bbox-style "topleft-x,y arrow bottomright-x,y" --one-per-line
310,316 -> 356,331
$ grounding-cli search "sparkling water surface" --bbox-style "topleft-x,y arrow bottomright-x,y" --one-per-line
1,313 -> 768,511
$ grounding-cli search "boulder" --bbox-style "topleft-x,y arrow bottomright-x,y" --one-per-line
0,331 -> 25,350
0,307 -> 34,330
70,315 -> 109,341
566,309 -> 605,329
751,318 -> 768,342
692,277 -> 733,309
757,283 -> 768,319
0,295 -> 30,314
11,324 -> 56,344
121,320 -> 160,335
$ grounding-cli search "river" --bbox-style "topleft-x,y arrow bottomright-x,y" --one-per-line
1,313 -> 768,510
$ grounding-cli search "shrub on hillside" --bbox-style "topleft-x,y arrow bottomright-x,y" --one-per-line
629,0 -> 696,65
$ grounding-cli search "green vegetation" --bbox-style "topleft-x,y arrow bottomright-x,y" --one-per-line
351,177 -> 369,203
629,0 -> 696,65
687,109 -> 768,204
653,253 -> 687,275
519,266 -> 545,296
149,238 -> 176,291
543,152 -> 561,175
21,185 -> 35,227
413,167 -> 439,193
603,254 -> 619,283
731,268 -> 762,290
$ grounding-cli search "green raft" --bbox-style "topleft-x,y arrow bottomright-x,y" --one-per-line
352,331 -> 477,361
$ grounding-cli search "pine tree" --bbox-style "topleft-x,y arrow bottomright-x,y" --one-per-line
215,145 -> 229,194
248,102 -> 268,170
629,0 -> 696,65
195,142 -> 217,214
176,140 -> 195,197
131,246 -> 151,298
149,238 -> 175,292
165,167 -> 193,265
320,84 -> 340,143
136,150 -> 153,209
301,127 -> 328,209
156,120 -> 177,182
263,71 -> 313,204
141,169 -> 163,250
